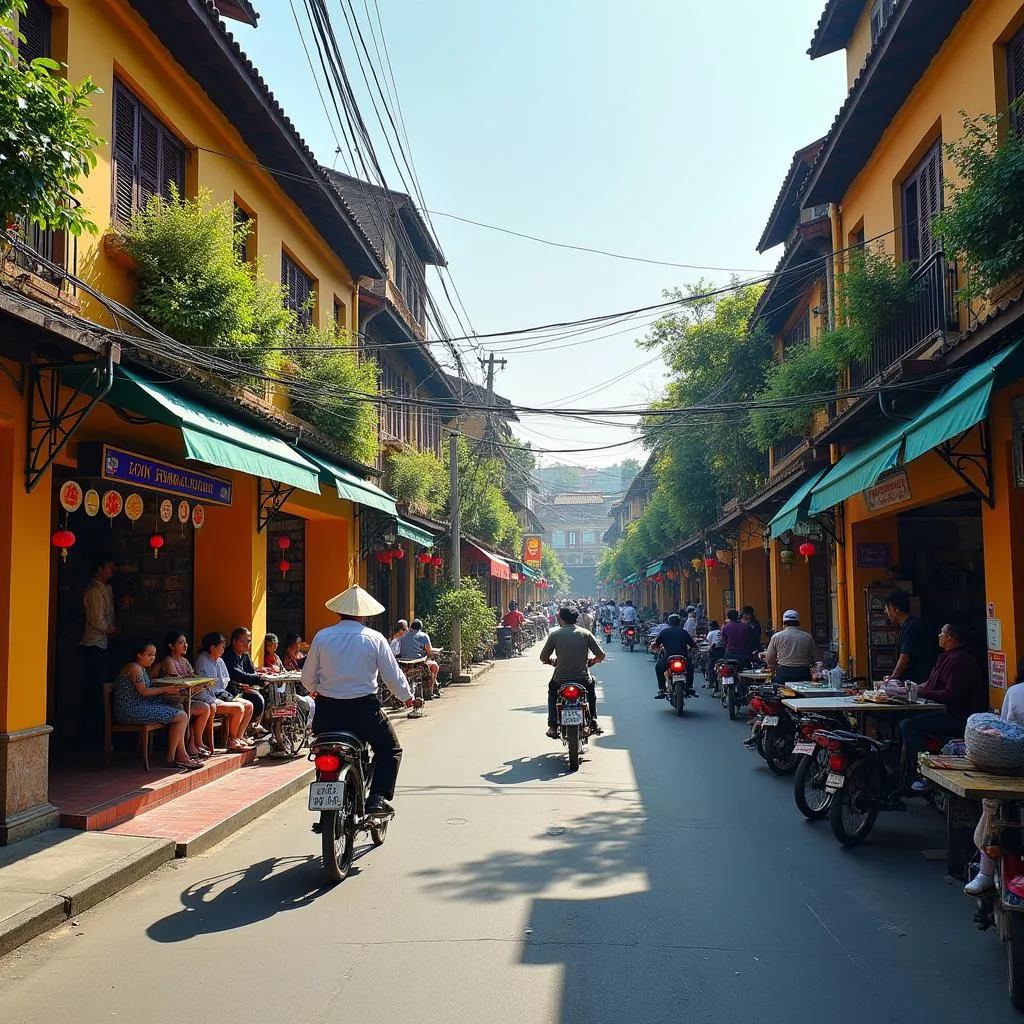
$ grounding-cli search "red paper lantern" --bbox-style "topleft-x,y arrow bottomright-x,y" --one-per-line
705,556 -> 717,568
799,541 -> 816,562
392,547 -> 405,559
149,533 -> 165,559
51,528 -> 76,562
279,559 -> 291,576
430,555 -> 442,567
417,552 -> 432,564
654,573 -> 664,583
277,536 -> 291,551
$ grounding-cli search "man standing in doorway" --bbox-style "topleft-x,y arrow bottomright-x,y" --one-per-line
80,555 -> 117,748
885,589 -> 935,683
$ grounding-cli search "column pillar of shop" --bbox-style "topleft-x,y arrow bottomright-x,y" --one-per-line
0,410 -> 60,843
769,543 -> 811,632
304,513 -> 355,638
740,548 -> 770,625
705,562 -> 729,621
194,475 -> 267,646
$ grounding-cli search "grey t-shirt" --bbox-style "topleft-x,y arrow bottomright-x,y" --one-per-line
398,629 -> 431,660
540,626 -> 603,683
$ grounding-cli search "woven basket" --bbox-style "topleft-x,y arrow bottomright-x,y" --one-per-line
965,713 -> 1024,772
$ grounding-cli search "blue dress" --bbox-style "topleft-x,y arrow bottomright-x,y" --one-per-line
113,667 -> 182,725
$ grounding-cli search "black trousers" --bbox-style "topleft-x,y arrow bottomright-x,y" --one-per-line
313,694 -> 403,799
80,645 -> 112,746
239,687 -> 266,720
548,677 -> 597,728
772,665 -> 812,685
655,656 -> 694,693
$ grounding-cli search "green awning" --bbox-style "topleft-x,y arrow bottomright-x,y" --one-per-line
645,560 -> 665,578
623,572 -> 639,585
808,417 -> 906,514
396,517 -> 434,547
301,451 -> 398,516
902,342 -> 1022,463
520,564 -> 541,581
768,469 -> 827,538
114,369 -> 321,492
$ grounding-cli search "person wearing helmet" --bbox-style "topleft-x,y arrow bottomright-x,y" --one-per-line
763,609 -> 818,684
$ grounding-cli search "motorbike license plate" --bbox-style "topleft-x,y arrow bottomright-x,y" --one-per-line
762,715 -> 779,728
561,708 -> 584,726
671,673 -> 686,683
826,772 -> 845,792
308,781 -> 344,811
793,742 -> 817,756
723,676 -> 735,687
270,705 -> 297,718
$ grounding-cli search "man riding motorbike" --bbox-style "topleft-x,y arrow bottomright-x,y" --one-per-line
654,613 -> 698,699
302,585 -> 417,818
619,600 -> 638,643
540,604 -> 606,738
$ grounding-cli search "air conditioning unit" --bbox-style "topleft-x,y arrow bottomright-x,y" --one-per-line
800,204 -> 830,224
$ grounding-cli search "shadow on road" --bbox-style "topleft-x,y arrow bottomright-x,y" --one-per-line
481,752 -> 580,785
147,854 -> 342,941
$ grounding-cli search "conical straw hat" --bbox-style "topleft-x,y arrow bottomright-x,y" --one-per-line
324,585 -> 385,616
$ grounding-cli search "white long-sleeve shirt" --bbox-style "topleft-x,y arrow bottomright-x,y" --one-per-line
81,579 -> 115,648
302,619 -> 413,702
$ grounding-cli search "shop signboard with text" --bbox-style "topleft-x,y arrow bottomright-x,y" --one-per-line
523,535 -> 543,569
863,471 -> 912,512
100,445 -> 233,506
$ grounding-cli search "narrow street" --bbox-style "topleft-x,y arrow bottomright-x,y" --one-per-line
0,650 -> 1013,1024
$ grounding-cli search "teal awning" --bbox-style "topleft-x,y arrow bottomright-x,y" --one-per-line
114,369 -> 320,492
768,470 -> 827,538
301,451 -> 398,516
808,417 -> 906,514
902,342 -> 1022,463
645,560 -> 665,578
623,572 -> 639,584
396,517 -> 434,547
520,564 -> 541,581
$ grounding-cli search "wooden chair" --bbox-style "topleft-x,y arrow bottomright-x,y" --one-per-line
102,681 -> 167,771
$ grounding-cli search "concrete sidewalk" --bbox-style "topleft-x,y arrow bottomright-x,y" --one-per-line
0,658 -> 503,960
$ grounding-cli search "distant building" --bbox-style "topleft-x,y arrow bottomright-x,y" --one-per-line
535,491 -> 616,596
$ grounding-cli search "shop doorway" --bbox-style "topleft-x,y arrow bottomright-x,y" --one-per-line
51,471 -> 195,751
897,496 -> 986,663
266,513 -> 305,642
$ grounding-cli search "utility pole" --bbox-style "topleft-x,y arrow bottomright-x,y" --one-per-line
449,429 -> 461,677
479,352 -> 507,444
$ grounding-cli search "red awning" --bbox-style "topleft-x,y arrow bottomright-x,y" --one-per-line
461,541 -> 511,580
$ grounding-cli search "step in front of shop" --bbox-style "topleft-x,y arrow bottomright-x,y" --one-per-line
52,748 -> 258,830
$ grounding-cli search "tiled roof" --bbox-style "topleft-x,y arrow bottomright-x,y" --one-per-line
552,492 -> 606,505
127,0 -> 385,279
214,0 -> 259,26
757,139 -> 825,253
807,0 -> 862,59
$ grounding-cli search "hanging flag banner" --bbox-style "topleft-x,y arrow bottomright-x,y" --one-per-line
523,535 -> 543,569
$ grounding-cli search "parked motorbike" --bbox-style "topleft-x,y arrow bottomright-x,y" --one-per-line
665,655 -> 688,716
624,625 -> 638,652
555,680 -> 592,771
307,708 -> 420,882
970,802 -> 1024,1009
717,658 -> 747,720
789,714 -> 856,819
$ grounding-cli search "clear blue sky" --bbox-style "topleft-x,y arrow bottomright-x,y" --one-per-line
233,1 -> 848,467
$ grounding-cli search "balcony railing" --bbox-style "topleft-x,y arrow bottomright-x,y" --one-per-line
7,197 -> 79,295
848,250 -> 955,389
770,435 -> 805,470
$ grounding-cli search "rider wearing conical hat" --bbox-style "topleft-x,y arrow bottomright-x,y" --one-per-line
302,585 -> 415,818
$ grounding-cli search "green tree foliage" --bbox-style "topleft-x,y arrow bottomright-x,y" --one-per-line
0,0 -> 101,237
458,438 -> 522,553
287,325 -> 380,464
122,188 -> 289,363
933,109 -> 1024,301
426,579 -> 495,668
387,447 -> 448,516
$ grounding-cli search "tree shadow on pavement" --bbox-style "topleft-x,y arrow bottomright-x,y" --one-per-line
146,854 -> 343,942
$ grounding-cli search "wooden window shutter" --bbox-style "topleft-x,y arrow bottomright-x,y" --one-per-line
18,0 -> 51,63
111,82 -> 139,223
919,143 -> 943,259
159,134 -> 185,202
1008,26 -> 1024,135
137,112 -> 161,209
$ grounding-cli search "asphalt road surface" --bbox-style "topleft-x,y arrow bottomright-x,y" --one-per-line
0,644 -> 1017,1023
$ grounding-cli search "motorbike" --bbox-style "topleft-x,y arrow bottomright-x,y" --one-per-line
970,802 -> 1024,1010
603,621 -> 613,645
664,655 -> 688,716
623,625 -> 638,652
307,707 -> 421,882
555,680 -> 592,771
717,657 -> 747,720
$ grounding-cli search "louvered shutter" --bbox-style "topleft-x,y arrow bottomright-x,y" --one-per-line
137,112 -> 160,209
111,83 -> 139,223
18,0 -> 51,62
159,134 -> 185,202
919,143 -> 943,259
1008,27 -> 1024,136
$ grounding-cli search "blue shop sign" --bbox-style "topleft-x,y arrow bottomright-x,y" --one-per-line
101,445 -> 233,506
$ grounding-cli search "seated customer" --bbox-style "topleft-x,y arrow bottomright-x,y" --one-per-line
902,620 -> 987,792
222,627 -> 268,738
390,620 -> 409,656
263,633 -> 285,674
280,633 -> 306,672
161,630 -> 212,759
194,632 -> 252,752
113,639 -> 198,771
397,618 -> 440,697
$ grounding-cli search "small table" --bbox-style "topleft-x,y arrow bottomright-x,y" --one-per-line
780,682 -> 857,699
740,670 -> 773,684
148,676 -> 215,718
919,760 -> 1024,876
782,695 -> 945,715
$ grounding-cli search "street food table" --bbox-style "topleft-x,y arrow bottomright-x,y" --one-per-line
149,676 -> 215,718
739,670 -> 772,684
782,695 -> 946,743
920,758 -> 1024,876
779,681 -> 858,699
